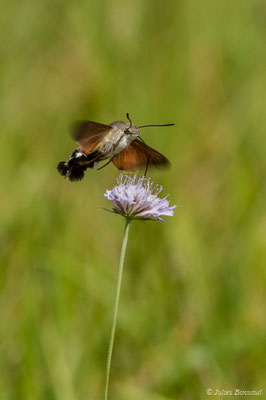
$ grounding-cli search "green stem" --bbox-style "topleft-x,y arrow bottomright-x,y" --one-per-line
104,218 -> 131,400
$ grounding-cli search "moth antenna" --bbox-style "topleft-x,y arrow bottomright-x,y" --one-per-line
126,113 -> 133,129
138,123 -> 175,128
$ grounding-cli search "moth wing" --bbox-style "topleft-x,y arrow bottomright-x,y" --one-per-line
112,139 -> 170,171
111,145 -> 139,171
71,121 -> 113,155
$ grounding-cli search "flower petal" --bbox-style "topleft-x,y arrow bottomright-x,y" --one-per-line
104,174 -> 176,221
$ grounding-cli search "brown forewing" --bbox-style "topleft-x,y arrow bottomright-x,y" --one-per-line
71,121 -> 113,155
112,139 -> 170,171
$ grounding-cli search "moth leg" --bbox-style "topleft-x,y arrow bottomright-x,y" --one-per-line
97,158 -> 113,171
144,153 -> 150,176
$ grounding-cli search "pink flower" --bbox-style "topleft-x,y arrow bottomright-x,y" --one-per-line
104,174 -> 176,221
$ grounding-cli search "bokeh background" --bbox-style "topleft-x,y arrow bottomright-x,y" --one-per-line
1,0 -> 266,399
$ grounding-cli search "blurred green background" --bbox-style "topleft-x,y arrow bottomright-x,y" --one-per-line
1,0 -> 266,399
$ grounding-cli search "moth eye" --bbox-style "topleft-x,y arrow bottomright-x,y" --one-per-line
124,129 -> 131,135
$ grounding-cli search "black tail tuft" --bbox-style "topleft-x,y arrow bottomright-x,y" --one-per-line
57,160 -> 89,181
57,161 -> 69,178
68,165 -> 86,181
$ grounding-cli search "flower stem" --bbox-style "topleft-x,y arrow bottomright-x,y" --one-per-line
104,218 -> 131,400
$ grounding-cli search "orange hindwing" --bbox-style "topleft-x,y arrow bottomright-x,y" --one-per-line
112,139 -> 170,171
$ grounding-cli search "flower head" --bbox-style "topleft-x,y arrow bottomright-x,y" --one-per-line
104,174 -> 176,221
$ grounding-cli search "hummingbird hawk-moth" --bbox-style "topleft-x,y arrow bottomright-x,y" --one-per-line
57,113 -> 174,181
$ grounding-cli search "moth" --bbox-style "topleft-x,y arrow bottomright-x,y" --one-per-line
57,113 -> 174,181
